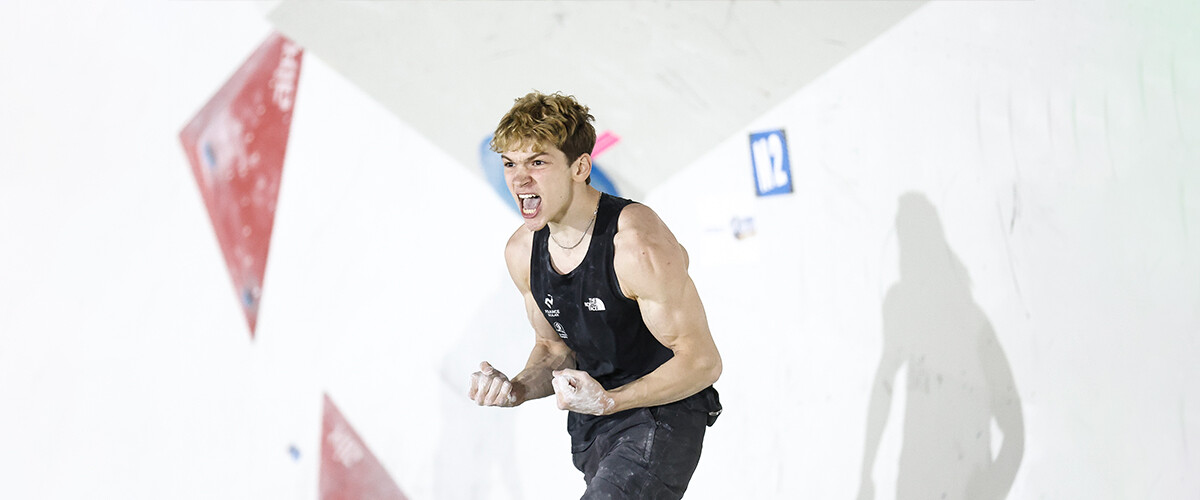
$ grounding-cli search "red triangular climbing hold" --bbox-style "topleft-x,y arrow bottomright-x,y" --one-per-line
320,394 -> 410,500
179,32 -> 303,338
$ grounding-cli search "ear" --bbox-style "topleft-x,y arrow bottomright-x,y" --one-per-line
572,153 -> 592,183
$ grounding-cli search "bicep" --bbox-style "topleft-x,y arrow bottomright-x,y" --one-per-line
616,209 -> 717,353
622,239 -> 716,353
637,274 -> 716,353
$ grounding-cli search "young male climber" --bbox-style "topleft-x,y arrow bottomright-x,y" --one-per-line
468,91 -> 723,499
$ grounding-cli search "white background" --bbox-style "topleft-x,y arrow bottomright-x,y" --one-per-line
1,1 -> 1197,499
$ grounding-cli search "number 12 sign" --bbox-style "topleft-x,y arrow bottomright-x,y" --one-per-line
749,129 -> 793,197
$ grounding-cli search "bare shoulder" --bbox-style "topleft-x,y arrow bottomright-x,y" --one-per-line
613,203 -> 689,298
504,226 -> 535,291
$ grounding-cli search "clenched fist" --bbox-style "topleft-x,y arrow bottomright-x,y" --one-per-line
551,369 -> 615,416
469,361 -> 518,407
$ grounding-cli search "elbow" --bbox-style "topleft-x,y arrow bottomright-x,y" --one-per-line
673,343 -> 722,387
701,352 -> 722,387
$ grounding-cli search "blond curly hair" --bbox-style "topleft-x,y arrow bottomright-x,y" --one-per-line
490,92 -> 596,173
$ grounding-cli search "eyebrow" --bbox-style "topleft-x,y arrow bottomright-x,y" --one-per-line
500,152 -> 548,162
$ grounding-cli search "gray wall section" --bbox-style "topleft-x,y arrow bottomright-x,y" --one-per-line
266,0 -> 926,198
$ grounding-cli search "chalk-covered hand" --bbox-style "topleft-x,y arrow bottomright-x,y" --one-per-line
551,369 -> 615,416
469,361 -> 519,407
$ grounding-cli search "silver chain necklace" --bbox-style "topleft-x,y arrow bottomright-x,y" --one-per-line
551,209 -> 598,250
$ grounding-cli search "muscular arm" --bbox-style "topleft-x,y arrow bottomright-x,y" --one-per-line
600,204 -> 723,413
503,227 -> 576,404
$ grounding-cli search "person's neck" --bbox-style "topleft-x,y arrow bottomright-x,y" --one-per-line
547,188 -> 602,243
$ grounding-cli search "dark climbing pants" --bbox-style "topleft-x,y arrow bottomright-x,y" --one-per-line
571,403 -> 709,500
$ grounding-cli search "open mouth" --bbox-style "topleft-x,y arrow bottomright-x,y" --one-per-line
518,193 -> 541,217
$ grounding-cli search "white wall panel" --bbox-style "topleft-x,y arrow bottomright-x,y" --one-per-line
0,1 -> 1196,499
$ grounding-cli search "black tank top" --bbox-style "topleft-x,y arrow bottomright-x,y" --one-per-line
531,193 -> 720,450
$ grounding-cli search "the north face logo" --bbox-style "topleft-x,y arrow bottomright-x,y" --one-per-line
584,298 -> 606,311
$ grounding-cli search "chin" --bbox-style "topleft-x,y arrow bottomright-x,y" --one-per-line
522,218 -> 547,232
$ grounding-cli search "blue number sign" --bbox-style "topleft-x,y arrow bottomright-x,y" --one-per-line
749,129 -> 793,197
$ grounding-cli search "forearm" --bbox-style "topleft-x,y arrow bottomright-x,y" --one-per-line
512,342 -> 575,403
606,349 -> 721,413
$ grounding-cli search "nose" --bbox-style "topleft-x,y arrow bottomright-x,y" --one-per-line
509,164 -> 532,187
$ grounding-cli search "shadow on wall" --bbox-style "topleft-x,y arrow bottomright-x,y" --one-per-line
857,192 -> 1024,500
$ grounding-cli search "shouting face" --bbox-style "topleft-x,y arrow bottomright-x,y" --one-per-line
502,145 -> 589,232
